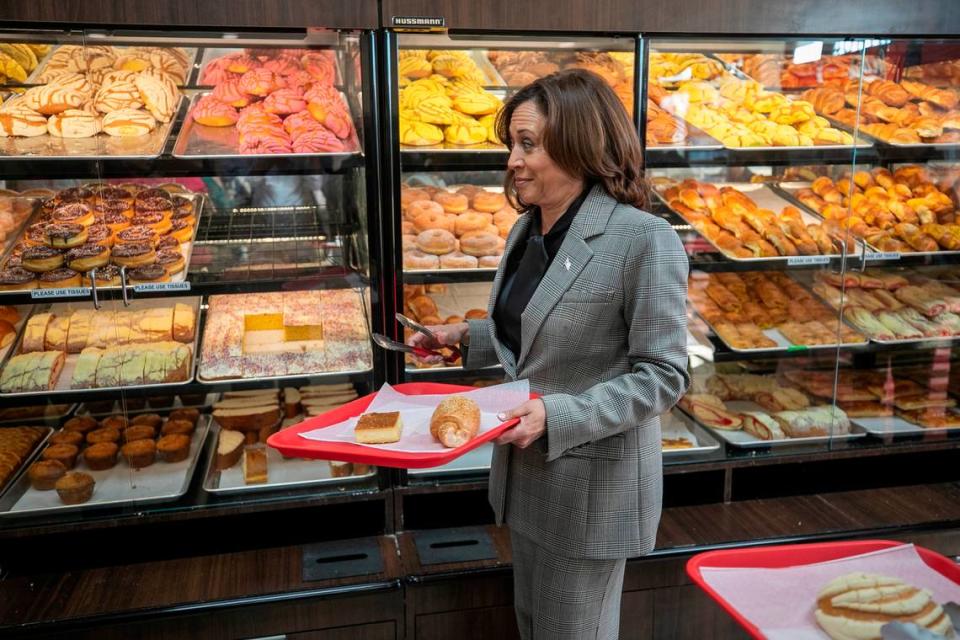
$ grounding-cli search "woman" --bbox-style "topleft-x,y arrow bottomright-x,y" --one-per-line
408,69 -> 689,639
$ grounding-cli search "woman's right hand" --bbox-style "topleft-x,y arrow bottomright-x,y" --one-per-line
407,322 -> 469,365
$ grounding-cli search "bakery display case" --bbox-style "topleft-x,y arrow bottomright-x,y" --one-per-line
0,26 -> 388,545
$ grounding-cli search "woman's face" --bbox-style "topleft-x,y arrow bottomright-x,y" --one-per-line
507,101 -> 581,210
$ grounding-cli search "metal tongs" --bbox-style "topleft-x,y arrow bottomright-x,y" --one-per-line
881,602 -> 960,639
370,313 -> 461,363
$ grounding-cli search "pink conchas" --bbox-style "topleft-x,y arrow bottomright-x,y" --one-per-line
238,68 -> 280,97
263,88 -> 307,115
283,110 -> 324,138
301,51 -> 336,86
190,95 -> 239,126
304,84 -> 353,139
262,57 -> 301,77
212,79 -> 251,108
292,128 -> 347,153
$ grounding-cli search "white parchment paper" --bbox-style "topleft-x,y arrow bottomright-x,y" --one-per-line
699,544 -> 960,639
298,380 -> 529,452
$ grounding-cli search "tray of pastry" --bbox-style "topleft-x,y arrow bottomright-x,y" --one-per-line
688,271 -> 868,353
195,46 -> 343,88
31,44 -> 197,86
677,372 -> 866,448
0,403 -> 74,426
172,91 -> 361,159
198,289 -> 372,383
0,426 -> 53,501
653,180 -> 862,262
646,103 -> 723,150
0,413 -> 210,517
75,393 -> 217,418
775,168 -> 960,256
660,409 -> 722,458
806,269 -> 960,345
0,297 -> 200,397
0,187 -> 204,293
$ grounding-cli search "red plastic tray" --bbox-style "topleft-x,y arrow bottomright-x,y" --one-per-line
267,382 -> 528,469
686,540 -> 960,639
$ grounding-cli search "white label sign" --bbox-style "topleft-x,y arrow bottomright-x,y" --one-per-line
864,252 -> 901,262
786,256 -> 830,266
133,281 -> 191,293
30,287 -> 91,299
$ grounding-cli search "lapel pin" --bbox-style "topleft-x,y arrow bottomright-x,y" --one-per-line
564,257 -> 571,271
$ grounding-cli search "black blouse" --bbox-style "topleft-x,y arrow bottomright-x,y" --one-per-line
493,185 -> 591,357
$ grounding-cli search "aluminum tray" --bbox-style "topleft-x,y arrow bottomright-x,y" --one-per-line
647,119 -> 724,151
202,422 -> 376,495
75,393 -> 216,418
0,415 -> 210,517
31,45 -> 199,86
661,409 -> 722,459
0,404 -> 74,426
680,400 -> 867,449
0,426 -> 53,501
655,182 -> 864,263
0,193 -> 205,295
775,181 -> 960,259
400,142 -> 507,153
853,413 -> 960,438
0,95 -> 186,160
195,46 -> 342,87
173,92 -> 361,159
0,296 -> 202,398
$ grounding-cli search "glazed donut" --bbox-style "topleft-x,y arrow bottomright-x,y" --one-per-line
433,191 -> 469,214
479,255 -> 502,268
115,225 -> 158,246
465,309 -> 488,320
413,210 -> 454,234
406,199 -> 444,221
482,224 -> 500,238
85,224 -> 113,247
459,231 -> 500,257
408,295 -> 439,319
110,242 -> 156,267
416,229 -> 456,255
455,185 -> 484,200
454,211 -> 492,237
95,187 -> 133,205
403,250 -> 440,270
401,234 -> 418,251
53,203 -> 94,227
401,220 -> 416,235
66,244 -> 110,271
167,219 -> 193,243
58,187 -> 94,204
24,223 -> 49,246
155,248 -> 185,275
45,223 -> 89,249
440,251 -> 478,269
473,191 -> 507,213
131,212 -> 172,235
21,246 -> 64,272
134,197 -> 173,217
84,264 -> 122,286
419,315 -> 443,326
39,267 -> 81,289
156,235 -> 179,251
95,199 -> 133,220
97,209 -> 130,234
401,188 -> 432,210
493,209 -> 519,226
445,315 -> 464,324
0,267 -> 37,290
127,263 -> 168,284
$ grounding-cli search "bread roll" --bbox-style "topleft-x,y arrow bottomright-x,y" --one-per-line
430,395 -> 481,448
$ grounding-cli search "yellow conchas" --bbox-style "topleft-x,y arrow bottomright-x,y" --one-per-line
399,117 -> 443,146
399,56 -> 432,80
452,91 -> 501,116
426,49 -> 470,62
0,44 -> 37,72
431,54 -> 478,79
26,43 -> 51,58
815,127 -> 853,145
444,117 -> 487,145
796,119 -> 823,137
769,102 -> 815,125
413,97 -> 460,125
399,49 -> 429,60
676,81 -> 719,104
0,53 -> 26,83
748,92 -> 788,113
445,78 -> 484,99
478,113 -> 500,144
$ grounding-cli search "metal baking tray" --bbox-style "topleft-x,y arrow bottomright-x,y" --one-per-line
75,393 -> 216,418
408,441 -> 493,477
195,46 -> 342,87
775,181 -> 960,259
0,95 -> 186,160
0,415 -> 211,517
201,422 -> 376,495
661,409 -> 722,459
654,182 -> 864,263
31,45 -> 199,86
403,266 -> 498,276
0,192 -> 205,294
21,44 -> 55,85
172,92 -> 361,159
0,296 -> 202,398
647,119 -> 724,151
0,426 -> 53,501
0,404 -> 75,426
400,142 -> 506,153
679,400 -> 867,449
852,412 -> 960,437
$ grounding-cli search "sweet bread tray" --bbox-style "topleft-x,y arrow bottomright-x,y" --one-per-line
775,181 -> 960,259
0,404 -> 75,426
0,415 -> 211,517
30,45 -> 200,87
201,422 -> 376,496
74,393 -> 217,418
267,381 -> 528,469
0,95 -> 187,160
654,182 -> 866,263
0,296 -> 202,398
172,92 -> 362,159
660,409 -> 723,458
0,426 -> 53,502
0,192 -> 206,294
851,412 -> 960,438
646,119 -> 724,151
678,399 -> 867,449
194,46 -> 343,88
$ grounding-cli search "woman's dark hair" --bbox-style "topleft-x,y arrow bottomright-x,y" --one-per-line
495,68 -> 648,212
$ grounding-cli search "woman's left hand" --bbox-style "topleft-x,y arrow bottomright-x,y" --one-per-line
494,399 -> 546,448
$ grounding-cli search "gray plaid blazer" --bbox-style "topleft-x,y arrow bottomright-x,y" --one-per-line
464,184 -> 690,560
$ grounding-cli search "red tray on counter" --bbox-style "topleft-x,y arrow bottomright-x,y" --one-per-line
267,382 -> 528,469
686,539 -> 960,639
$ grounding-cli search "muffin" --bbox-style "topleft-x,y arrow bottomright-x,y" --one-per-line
82,442 -> 118,471
131,413 -> 162,429
63,416 -> 98,434
123,425 -> 156,443
101,415 -> 129,431
27,459 -> 66,490
41,444 -> 79,469
86,427 -> 120,445
156,434 -> 190,463
49,430 -> 84,448
168,408 -> 200,425
160,419 -> 195,436
121,439 -> 156,469
55,471 -> 95,504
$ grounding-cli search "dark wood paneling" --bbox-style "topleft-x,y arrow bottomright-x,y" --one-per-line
652,585 -> 751,640
620,591 -> 655,640
383,0 -> 960,36
289,622 -> 398,640
0,0 -> 377,30
415,605 -> 520,640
